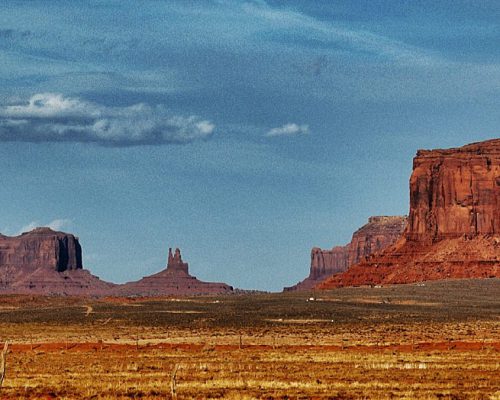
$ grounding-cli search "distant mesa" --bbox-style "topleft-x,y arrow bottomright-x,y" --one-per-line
285,216 -> 407,291
0,227 -> 82,271
0,227 -> 113,295
113,247 -> 233,296
319,138 -> 500,288
2,138 -> 497,295
0,229 -> 233,296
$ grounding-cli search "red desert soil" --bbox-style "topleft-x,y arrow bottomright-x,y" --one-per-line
7,340 -> 500,354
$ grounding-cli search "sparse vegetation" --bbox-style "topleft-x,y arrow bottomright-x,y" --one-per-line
0,279 -> 498,398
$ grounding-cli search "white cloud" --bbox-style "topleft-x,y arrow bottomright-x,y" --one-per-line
16,218 -> 72,235
46,218 -> 72,231
17,222 -> 38,235
266,123 -> 310,137
0,93 -> 215,146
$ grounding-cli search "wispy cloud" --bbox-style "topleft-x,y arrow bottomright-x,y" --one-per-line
5,1 -> 440,70
242,1 -> 443,67
0,93 -> 215,146
16,218 -> 72,235
266,123 -> 310,137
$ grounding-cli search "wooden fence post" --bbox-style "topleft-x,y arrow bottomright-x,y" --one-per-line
0,342 -> 8,388
171,364 -> 179,400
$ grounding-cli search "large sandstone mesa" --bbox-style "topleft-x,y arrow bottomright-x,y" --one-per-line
115,248 -> 233,296
319,138 -> 500,288
285,216 -> 407,290
0,227 -> 82,271
0,228 -> 113,295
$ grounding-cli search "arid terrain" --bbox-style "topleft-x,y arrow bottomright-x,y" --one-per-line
0,279 -> 498,399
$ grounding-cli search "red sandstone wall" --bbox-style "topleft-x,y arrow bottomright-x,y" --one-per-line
0,227 -> 82,271
407,140 -> 500,243
348,216 -> 408,266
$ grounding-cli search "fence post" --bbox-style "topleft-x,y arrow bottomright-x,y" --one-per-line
171,364 -> 179,399
0,342 -> 8,388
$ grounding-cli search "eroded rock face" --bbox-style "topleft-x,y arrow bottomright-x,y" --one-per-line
348,216 -> 409,266
319,139 -> 500,288
167,247 -> 189,274
0,228 -> 114,295
408,140 -> 500,242
285,216 -> 407,291
115,248 -> 233,296
310,246 -> 349,280
0,227 -> 82,271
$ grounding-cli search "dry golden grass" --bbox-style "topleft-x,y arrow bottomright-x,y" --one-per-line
1,342 -> 498,399
0,279 -> 498,399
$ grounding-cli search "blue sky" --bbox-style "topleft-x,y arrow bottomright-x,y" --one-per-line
0,0 -> 498,291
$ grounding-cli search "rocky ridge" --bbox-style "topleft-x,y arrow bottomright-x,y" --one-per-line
319,139 -> 500,288
286,216 -> 407,290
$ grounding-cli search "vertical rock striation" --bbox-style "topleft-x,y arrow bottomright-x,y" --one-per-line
0,227 -> 82,271
407,141 -> 500,242
309,246 -> 349,280
348,216 -> 409,266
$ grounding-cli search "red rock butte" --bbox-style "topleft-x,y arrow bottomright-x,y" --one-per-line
285,216 -> 407,291
0,228 -> 113,295
0,229 -> 232,296
114,247 -> 233,296
319,138 -> 500,288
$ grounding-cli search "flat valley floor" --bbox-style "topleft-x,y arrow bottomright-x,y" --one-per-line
0,279 -> 499,399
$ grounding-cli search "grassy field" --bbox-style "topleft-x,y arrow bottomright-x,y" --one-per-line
0,279 -> 498,399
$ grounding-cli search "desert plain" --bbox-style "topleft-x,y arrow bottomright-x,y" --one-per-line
0,278 -> 498,399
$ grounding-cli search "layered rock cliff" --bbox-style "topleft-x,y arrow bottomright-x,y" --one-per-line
309,246 -> 349,280
285,216 -> 407,290
408,140 -> 500,242
348,216 -> 409,266
0,227 -> 82,271
0,228 -> 113,295
115,248 -> 233,296
319,139 -> 500,288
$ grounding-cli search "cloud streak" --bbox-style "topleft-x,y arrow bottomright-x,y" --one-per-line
241,1 -> 443,67
0,93 -> 215,146
266,123 -> 310,137
16,218 -> 72,236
